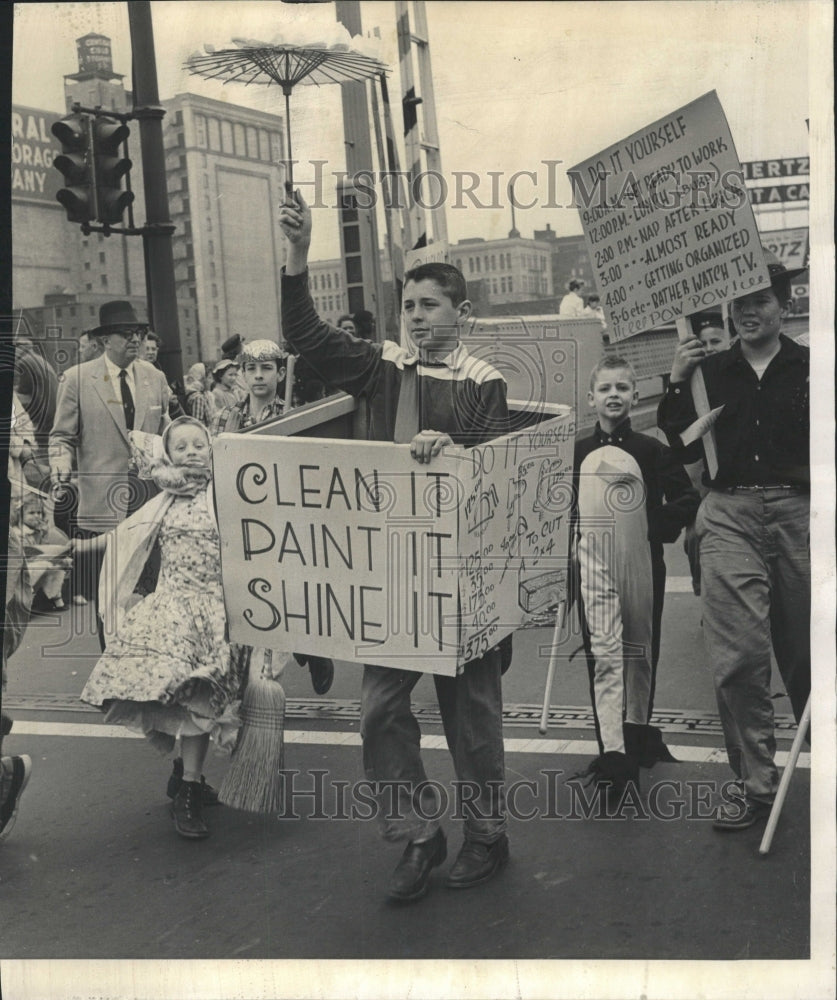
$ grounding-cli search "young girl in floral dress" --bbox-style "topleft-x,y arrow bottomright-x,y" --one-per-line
80,416 -> 252,840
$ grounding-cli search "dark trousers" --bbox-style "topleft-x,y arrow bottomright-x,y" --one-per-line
360,648 -> 506,844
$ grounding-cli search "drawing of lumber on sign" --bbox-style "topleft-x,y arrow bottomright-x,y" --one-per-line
534,91 -> 774,731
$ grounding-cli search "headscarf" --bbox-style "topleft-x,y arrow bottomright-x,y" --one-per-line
129,417 -> 212,498
102,418 -> 215,626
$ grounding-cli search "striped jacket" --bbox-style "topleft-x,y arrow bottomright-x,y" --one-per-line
281,270 -> 509,445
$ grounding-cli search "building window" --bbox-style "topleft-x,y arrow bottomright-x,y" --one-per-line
259,129 -> 271,161
508,276 -> 513,292
475,257 -> 481,273
84,261 -> 91,270
210,261 -> 216,278
70,306 -> 77,316
212,284 -> 218,298
208,239 -> 214,255
213,305 -> 219,320
468,257 -> 474,272
234,123 -> 246,157
246,126 -> 259,159
195,115 -> 207,148
221,120 -> 233,155
207,118 -> 220,151
99,251 -> 106,264
85,283 -> 93,292
100,275 -> 108,288
270,132 -> 282,162
89,306 -> 96,316
326,274 -> 332,290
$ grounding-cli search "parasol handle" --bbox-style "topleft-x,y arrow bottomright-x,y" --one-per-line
283,85 -> 294,192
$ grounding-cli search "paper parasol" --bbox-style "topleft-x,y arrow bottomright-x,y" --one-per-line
185,27 -> 388,188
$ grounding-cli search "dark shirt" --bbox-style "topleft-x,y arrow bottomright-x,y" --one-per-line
574,419 -> 700,563
657,334 -> 809,489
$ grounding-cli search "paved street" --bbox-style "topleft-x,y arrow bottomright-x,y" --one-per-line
0,542 -> 813,964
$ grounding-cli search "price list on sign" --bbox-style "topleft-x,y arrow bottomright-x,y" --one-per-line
568,91 -> 771,342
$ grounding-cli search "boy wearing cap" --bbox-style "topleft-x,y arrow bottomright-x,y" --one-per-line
658,251 -> 810,832
279,192 -> 510,903
210,340 -> 289,434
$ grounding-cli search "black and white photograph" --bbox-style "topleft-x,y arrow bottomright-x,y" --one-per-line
1,2 -> 834,999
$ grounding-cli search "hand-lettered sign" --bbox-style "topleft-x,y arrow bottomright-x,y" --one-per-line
213,405 -> 574,675
568,91 -> 770,341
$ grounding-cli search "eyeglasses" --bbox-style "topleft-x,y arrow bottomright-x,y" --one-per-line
109,327 -> 146,341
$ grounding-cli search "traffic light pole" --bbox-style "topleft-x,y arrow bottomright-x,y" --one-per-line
127,0 -> 182,386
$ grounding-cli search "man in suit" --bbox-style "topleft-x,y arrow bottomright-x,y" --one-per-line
49,301 -> 171,605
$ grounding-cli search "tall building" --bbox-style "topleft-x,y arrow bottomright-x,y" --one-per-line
161,93 -> 287,359
11,33 -> 285,370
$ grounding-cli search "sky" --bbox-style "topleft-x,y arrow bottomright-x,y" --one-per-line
11,1 -> 822,261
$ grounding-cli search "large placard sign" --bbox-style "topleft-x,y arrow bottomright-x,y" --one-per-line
213,405 -> 574,675
568,91 -> 770,342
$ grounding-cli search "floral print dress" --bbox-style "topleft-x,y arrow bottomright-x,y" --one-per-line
81,491 -> 248,753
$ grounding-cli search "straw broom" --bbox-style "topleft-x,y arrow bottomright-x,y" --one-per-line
219,647 -> 286,813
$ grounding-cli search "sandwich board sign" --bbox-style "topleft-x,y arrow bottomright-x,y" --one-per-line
213,402 -> 574,676
568,90 -> 771,343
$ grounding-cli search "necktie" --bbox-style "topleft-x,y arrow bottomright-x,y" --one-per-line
119,368 -> 135,431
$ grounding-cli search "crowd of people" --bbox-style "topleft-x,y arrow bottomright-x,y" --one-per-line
1,197 -> 811,908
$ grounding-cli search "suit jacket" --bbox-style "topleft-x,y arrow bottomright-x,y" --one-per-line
49,356 -> 170,530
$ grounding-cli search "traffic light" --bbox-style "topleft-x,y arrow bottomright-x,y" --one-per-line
92,117 -> 134,224
51,113 -> 95,224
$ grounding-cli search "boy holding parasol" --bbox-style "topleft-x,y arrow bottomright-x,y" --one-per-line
278,191 -> 510,903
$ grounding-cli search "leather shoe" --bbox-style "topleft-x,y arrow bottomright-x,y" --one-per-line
171,780 -> 210,839
446,834 -> 509,889
166,758 -> 220,806
387,828 -> 447,902
307,656 -> 334,696
713,799 -> 771,831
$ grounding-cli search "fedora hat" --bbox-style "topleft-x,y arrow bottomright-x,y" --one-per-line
92,301 -> 148,337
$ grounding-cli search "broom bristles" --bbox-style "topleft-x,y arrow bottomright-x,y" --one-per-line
219,676 -> 286,813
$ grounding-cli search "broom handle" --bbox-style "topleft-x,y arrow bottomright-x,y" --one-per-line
759,695 -> 811,856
